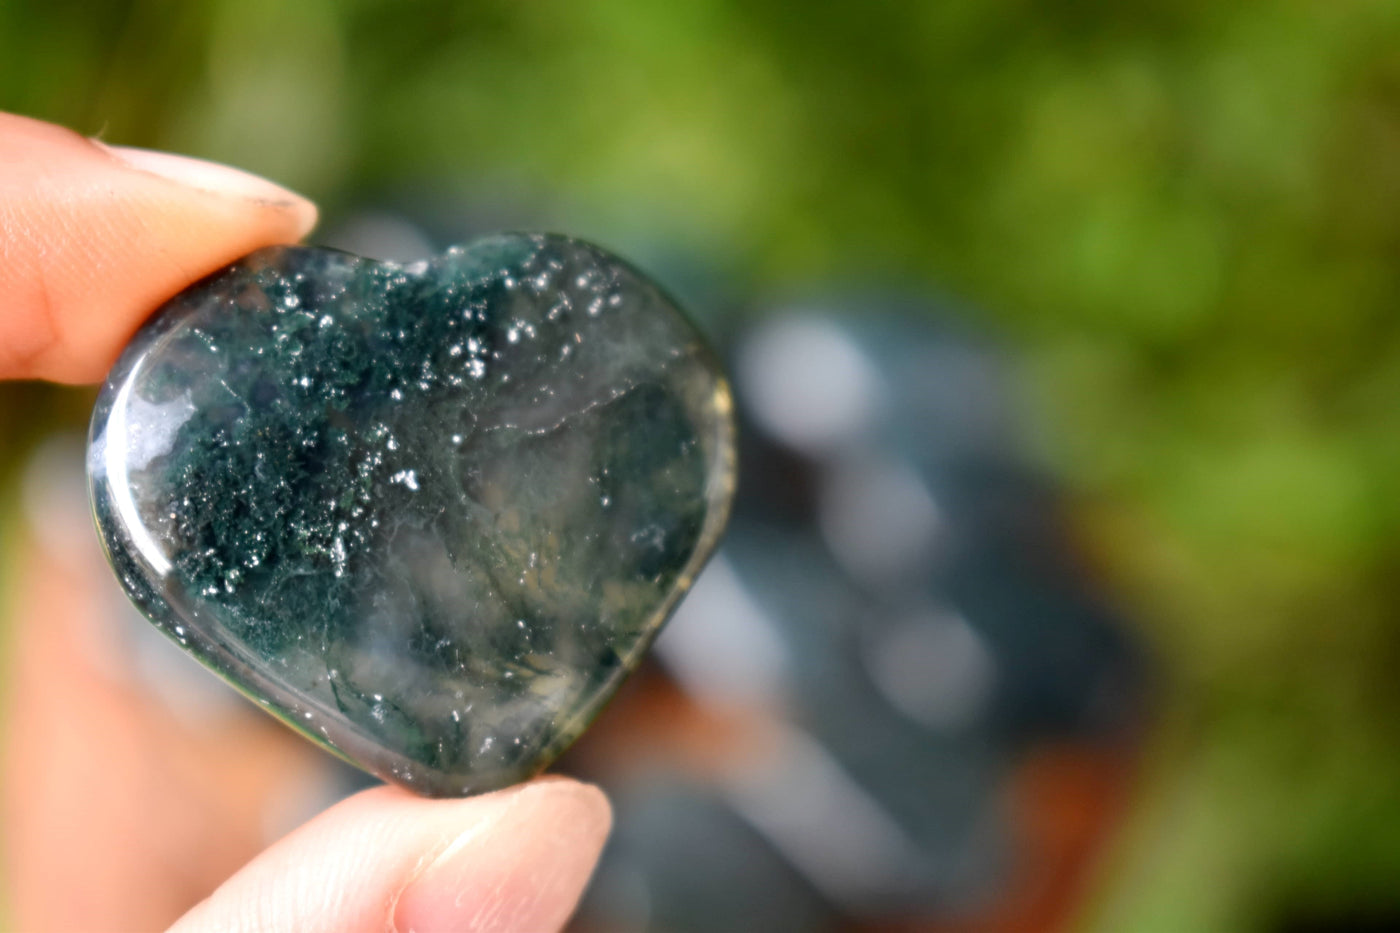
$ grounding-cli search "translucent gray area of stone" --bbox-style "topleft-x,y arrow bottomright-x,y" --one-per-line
88,233 -> 735,796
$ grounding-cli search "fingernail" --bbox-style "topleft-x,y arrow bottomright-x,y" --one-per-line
393,780 -> 611,933
98,144 -> 318,236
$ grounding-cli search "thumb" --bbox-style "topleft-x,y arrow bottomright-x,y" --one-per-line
0,112 -> 317,383
169,778 -> 611,933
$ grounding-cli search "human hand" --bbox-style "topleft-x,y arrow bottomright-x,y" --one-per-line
0,112 -> 611,932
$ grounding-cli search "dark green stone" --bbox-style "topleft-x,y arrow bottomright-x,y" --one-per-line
87,234 -> 734,796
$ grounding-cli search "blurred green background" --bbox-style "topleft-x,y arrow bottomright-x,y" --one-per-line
5,1 -> 1400,929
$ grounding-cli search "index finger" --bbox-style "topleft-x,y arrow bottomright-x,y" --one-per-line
0,113 -> 317,383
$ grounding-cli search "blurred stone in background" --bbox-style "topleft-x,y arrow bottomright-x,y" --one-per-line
565,297 -> 1149,931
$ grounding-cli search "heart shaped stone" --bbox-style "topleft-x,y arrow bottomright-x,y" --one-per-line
87,233 -> 734,796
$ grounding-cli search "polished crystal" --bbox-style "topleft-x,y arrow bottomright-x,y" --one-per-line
88,233 -> 734,796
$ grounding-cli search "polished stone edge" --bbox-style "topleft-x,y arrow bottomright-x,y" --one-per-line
86,236 -> 738,796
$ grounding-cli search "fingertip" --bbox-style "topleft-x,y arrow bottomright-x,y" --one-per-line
391,778 -> 612,933
0,113 -> 319,384
97,144 -> 319,239
167,778 -> 611,933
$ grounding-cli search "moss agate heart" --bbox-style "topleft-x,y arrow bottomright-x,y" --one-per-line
87,233 -> 734,796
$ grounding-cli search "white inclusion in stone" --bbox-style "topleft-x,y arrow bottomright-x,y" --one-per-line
331,536 -> 347,577
110,381 -> 198,473
737,317 -> 886,455
96,373 -> 200,576
390,469 -> 419,491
